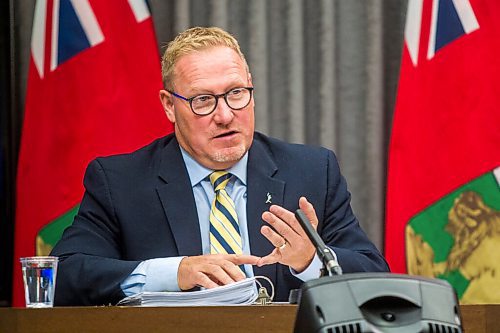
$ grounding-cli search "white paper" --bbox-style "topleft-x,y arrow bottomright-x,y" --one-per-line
117,277 -> 259,307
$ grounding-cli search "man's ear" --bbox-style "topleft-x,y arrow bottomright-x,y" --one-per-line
248,72 -> 253,85
159,90 -> 175,123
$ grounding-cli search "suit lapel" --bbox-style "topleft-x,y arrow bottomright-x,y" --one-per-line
155,135 -> 285,280
247,138 -> 285,282
156,137 -> 202,256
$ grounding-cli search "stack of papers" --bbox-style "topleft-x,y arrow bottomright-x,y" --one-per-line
117,277 -> 259,306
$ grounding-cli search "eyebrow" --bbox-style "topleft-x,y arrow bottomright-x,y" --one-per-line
187,84 -> 248,96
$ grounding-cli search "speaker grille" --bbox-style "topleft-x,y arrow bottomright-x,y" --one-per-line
325,322 -> 362,333
427,321 -> 461,333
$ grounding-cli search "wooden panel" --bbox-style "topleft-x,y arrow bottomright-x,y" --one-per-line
461,304 -> 500,333
0,305 -> 297,333
0,304 -> 498,333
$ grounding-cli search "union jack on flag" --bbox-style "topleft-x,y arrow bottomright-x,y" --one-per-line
31,0 -> 151,77
405,0 -> 479,66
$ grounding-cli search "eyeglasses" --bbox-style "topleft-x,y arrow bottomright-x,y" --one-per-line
167,87 -> 254,116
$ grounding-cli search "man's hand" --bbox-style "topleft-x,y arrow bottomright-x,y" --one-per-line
177,254 -> 260,290
258,197 -> 318,273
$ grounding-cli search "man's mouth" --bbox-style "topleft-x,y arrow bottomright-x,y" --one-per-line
214,130 -> 237,139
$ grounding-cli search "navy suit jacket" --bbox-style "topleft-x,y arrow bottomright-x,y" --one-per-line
51,132 -> 388,305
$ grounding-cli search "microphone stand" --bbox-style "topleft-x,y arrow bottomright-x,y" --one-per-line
295,209 -> 342,276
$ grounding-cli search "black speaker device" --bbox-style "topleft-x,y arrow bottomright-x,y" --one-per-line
293,209 -> 463,333
293,272 -> 462,333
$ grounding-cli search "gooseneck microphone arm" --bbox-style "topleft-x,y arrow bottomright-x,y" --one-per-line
295,209 -> 343,276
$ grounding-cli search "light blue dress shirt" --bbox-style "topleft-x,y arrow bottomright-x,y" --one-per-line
121,147 -> 325,295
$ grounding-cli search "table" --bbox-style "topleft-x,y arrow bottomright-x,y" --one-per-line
0,304 -> 498,332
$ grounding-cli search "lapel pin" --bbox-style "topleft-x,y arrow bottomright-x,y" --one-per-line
266,192 -> 272,204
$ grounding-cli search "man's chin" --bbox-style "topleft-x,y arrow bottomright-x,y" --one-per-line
211,145 -> 247,164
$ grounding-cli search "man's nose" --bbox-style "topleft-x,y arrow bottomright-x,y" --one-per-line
212,98 -> 234,124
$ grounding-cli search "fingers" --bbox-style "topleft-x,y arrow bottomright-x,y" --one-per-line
266,205 -> 303,237
261,197 -> 316,245
227,254 -> 261,266
259,197 -> 318,273
261,209 -> 300,250
211,261 -> 243,284
194,271 -> 221,289
257,249 -> 280,267
220,256 -> 251,282
299,197 -> 318,229
260,225 -> 287,248
178,254 -> 257,290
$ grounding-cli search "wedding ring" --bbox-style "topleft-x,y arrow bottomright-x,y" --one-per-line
278,241 -> 287,250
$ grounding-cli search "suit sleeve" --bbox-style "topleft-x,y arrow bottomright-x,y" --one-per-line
50,159 -> 141,306
320,150 -> 389,273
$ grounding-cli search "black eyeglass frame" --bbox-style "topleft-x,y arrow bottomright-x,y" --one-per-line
166,87 -> 254,116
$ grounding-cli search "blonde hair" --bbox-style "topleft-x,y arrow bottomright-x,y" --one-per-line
161,27 -> 248,90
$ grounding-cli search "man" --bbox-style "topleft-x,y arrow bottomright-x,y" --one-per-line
51,27 -> 388,306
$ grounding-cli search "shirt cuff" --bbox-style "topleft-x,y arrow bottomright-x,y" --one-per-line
121,257 -> 185,296
291,248 -> 338,281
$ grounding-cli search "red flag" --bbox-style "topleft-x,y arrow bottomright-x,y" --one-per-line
386,0 -> 500,302
13,0 -> 172,306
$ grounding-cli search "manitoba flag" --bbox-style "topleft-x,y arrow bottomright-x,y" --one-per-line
13,0 -> 172,306
386,0 -> 500,303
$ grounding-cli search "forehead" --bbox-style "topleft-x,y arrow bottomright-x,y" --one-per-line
173,46 -> 248,92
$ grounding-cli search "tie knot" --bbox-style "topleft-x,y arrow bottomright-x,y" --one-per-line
210,171 -> 232,192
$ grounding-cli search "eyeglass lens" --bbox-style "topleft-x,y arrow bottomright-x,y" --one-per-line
191,88 -> 252,115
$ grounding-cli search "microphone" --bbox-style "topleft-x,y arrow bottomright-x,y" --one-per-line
295,209 -> 342,276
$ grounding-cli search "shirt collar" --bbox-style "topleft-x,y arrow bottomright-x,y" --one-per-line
179,146 -> 248,187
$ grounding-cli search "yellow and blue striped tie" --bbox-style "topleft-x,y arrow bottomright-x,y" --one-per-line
209,171 -> 244,263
